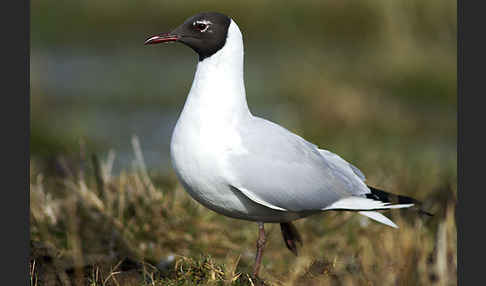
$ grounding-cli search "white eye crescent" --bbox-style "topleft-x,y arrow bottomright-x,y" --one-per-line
193,20 -> 211,32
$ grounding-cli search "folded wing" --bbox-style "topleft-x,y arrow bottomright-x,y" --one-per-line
226,117 -> 371,212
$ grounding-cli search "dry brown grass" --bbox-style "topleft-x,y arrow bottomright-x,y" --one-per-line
30,134 -> 456,285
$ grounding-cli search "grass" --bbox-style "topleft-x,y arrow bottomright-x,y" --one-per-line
30,132 -> 456,285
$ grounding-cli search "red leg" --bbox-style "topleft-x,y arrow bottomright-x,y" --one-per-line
253,222 -> 266,278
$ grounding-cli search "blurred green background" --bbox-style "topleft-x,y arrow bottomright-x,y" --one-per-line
31,0 -> 456,179
30,1 -> 456,284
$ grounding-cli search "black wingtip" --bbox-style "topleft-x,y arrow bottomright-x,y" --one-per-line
367,185 -> 433,216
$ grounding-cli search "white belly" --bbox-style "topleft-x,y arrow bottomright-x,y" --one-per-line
169,114 -> 300,222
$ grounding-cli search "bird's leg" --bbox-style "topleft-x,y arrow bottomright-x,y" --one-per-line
253,222 -> 266,278
280,222 -> 303,256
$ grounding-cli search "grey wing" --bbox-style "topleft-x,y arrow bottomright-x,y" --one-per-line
226,117 -> 370,212
317,149 -> 366,181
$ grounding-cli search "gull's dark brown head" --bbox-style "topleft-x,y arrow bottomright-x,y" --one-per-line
145,12 -> 231,61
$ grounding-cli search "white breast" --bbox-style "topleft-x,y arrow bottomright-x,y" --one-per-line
170,20 -> 253,218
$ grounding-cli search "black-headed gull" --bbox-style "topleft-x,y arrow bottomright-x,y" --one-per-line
145,12 -> 430,278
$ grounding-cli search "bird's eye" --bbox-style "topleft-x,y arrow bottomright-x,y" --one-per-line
193,21 -> 209,32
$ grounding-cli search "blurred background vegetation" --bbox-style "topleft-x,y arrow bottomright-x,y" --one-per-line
30,0 -> 456,285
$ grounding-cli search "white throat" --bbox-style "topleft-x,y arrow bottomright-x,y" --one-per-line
184,19 -> 250,118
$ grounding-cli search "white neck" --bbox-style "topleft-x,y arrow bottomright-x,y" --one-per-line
184,19 -> 250,119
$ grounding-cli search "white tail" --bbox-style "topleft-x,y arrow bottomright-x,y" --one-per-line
322,196 -> 414,212
358,211 -> 398,228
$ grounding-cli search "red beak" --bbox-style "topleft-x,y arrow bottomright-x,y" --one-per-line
144,33 -> 180,45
